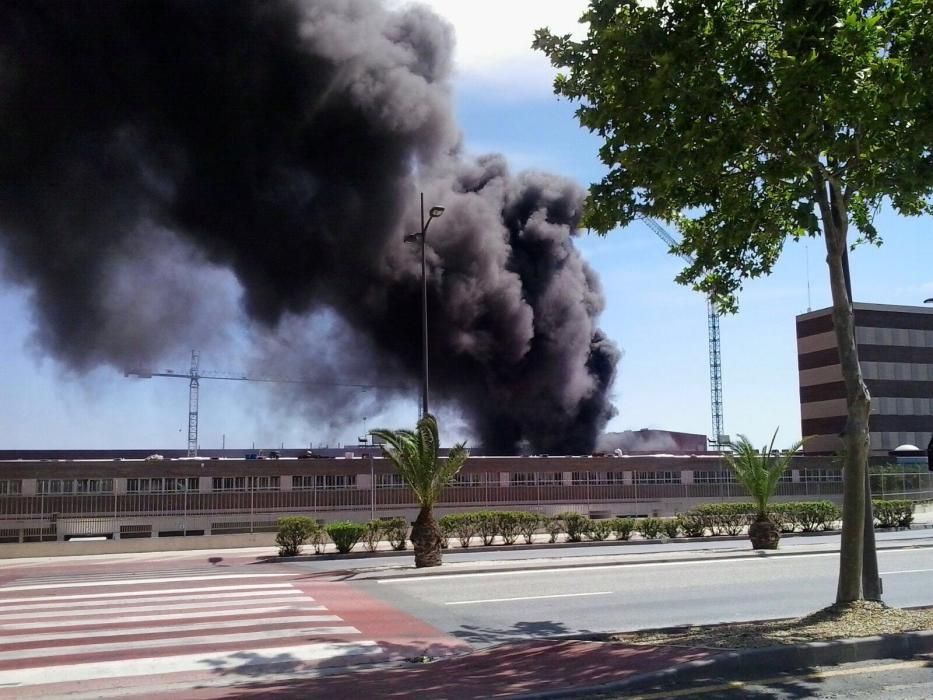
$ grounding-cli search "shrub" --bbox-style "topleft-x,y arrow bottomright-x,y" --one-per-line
450,513 -> 480,548
795,501 -> 840,532
363,520 -> 382,552
381,517 -> 409,551
679,513 -> 706,538
324,521 -> 367,554
769,504 -> 799,533
660,517 -> 681,539
310,526 -> 327,554
545,516 -> 564,543
873,499 -> 915,528
497,512 -> 523,545
609,517 -> 636,540
517,512 -> 541,544
476,511 -> 500,545
586,519 -> 614,541
558,511 -> 588,543
636,517 -> 663,540
689,503 -> 753,535
438,514 -> 457,549
275,516 -> 319,557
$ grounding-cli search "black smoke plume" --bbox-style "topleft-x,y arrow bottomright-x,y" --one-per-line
0,0 -> 619,453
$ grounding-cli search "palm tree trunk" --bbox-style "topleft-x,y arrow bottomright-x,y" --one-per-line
411,505 -> 442,568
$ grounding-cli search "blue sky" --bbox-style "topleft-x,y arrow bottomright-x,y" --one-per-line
0,1 -> 930,451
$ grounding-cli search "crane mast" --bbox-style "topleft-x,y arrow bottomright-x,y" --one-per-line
641,218 -> 726,449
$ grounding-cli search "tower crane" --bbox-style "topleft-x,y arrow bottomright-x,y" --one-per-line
125,350 -> 402,457
641,219 -> 727,449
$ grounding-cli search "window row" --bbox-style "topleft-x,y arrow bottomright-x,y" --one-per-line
127,478 -> 199,493
571,471 -> 626,485
292,475 -> 356,490
212,476 -> 281,492
800,469 -> 843,483
37,479 -> 113,494
0,480 -> 22,495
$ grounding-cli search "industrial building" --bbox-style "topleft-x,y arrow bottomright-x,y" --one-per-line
797,302 -> 933,454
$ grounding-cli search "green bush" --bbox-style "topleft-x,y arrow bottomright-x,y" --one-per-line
517,512 -> 541,544
497,512 -> 523,545
679,513 -> 706,538
448,512 -> 479,547
689,503 -> 752,535
660,517 -> 681,539
636,517 -> 664,540
324,521 -> 367,554
873,499 -> 915,528
791,501 -> 840,532
275,516 -> 319,557
381,517 -> 409,551
363,520 -> 382,552
558,511 -> 588,542
545,516 -> 564,543
769,504 -> 799,533
476,511 -> 500,545
438,514 -> 457,549
609,517 -> 636,540
586,519 -> 614,541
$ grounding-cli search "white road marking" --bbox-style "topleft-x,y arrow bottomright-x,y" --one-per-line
0,573 -> 293,591
0,615 -> 345,644
1,605 -> 325,629
0,626 -> 363,661
2,589 -> 304,613
0,583 -> 297,605
0,641 -> 382,686
446,591 -> 613,605
377,552 -> 842,583
880,568 -> 933,575
0,596 -> 311,621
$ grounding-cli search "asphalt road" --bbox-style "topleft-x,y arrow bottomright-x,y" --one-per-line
355,545 -> 933,646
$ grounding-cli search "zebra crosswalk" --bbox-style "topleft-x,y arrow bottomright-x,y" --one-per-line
0,568 -> 384,696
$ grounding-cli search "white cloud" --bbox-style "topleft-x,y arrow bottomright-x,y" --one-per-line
391,0 -> 588,97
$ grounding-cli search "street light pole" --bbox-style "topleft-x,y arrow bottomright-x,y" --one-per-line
405,192 -> 445,419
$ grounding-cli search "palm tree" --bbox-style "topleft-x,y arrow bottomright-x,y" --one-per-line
370,414 -> 469,567
725,429 -> 804,550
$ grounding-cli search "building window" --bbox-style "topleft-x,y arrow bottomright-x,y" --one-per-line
128,477 -> 199,493
375,473 -> 405,488
291,474 -> 356,490
634,471 -> 679,485
692,470 -> 737,484
0,480 -> 22,495
38,479 -> 112,494
800,468 -> 843,483
212,477 -> 247,492
450,472 -> 483,486
510,472 -> 562,486
247,476 -> 280,491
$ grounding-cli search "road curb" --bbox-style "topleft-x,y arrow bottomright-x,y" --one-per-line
512,629 -> 933,699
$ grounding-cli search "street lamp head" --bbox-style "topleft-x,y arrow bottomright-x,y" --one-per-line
428,205 -> 445,219
924,297 -> 933,304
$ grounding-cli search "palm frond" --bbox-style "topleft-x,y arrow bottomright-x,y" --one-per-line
370,414 -> 469,508
724,429 -> 800,518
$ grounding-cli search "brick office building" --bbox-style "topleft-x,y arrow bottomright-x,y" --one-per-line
796,303 -> 933,454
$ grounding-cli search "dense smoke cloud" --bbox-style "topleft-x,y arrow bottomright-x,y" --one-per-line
0,0 -> 619,453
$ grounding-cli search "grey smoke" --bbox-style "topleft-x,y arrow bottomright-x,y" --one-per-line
0,0 -> 620,453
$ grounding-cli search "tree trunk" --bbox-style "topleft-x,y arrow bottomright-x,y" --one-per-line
816,174 -> 871,603
411,505 -> 442,568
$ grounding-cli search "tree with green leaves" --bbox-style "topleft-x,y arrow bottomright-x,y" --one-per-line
725,431 -> 804,549
370,414 -> 469,567
535,0 -> 933,603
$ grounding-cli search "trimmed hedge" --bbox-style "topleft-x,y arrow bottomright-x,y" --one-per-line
282,499 -> 916,556
276,516 -> 320,557
325,521 -> 367,554
873,499 -> 914,528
